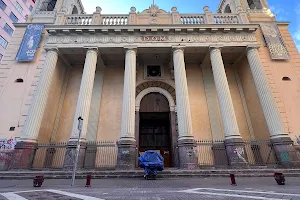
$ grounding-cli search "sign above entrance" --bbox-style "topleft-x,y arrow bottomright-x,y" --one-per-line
141,36 -> 168,42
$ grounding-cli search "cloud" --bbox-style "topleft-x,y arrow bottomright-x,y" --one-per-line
293,3 -> 300,51
270,5 -> 288,21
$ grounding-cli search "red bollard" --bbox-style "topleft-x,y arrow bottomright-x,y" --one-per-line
274,173 -> 285,185
230,174 -> 237,186
33,174 -> 44,187
85,175 -> 92,187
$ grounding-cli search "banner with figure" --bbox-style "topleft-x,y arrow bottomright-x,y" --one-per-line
16,24 -> 45,61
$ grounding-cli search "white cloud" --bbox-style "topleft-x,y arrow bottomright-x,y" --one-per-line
295,31 -> 300,41
270,5 -> 288,21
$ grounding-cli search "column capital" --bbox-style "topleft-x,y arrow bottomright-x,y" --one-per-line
172,46 -> 185,53
246,45 -> 260,51
124,46 -> 137,53
209,45 -> 223,52
44,47 -> 59,53
84,47 -> 99,54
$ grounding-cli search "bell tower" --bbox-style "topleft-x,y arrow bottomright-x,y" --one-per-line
217,0 -> 275,20
29,0 -> 85,24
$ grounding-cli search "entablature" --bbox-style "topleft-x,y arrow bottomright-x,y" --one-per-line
46,24 -> 258,35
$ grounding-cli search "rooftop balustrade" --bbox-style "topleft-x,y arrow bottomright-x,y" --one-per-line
55,5 -> 249,26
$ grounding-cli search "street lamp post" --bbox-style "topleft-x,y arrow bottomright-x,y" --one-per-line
71,116 -> 83,186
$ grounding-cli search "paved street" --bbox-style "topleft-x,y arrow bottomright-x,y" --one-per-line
0,177 -> 299,200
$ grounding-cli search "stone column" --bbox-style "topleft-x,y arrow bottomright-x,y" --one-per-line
63,48 -> 98,169
117,47 -> 137,169
246,46 -> 299,167
172,47 -> 198,169
13,48 -> 59,169
210,47 -> 248,167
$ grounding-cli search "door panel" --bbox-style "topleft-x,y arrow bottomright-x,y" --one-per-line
139,112 -> 172,167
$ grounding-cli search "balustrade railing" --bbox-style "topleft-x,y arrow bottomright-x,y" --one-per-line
213,14 -> 239,24
180,14 -> 205,24
101,15 -> 128,25
66,14 -> 93,25
61,12 -> 242,26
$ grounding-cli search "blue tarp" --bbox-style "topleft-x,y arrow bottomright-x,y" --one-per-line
138,150 -> 164,176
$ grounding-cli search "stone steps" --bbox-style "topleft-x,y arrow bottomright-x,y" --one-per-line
0,168 -> 299,179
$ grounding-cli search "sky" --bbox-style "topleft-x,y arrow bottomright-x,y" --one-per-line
81,0 -> 300,51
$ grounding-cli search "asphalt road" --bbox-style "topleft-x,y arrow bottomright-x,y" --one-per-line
0,177 -> 299,200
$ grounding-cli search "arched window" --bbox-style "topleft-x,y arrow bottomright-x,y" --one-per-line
247,0 -> 263,9
15,78 -> 24,83
47,0 -> 57,11
72,6 -> 78,14
40,0 -> 57,11
224,5 -> 232,13
282,77 -> 291,81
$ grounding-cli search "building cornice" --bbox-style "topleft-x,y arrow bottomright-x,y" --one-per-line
45,24 -> 259,35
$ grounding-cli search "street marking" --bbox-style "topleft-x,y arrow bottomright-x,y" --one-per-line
47,189 -> 104,200
1,190 -> 105,200
1,192 -> 28,200
193,188 -> 300,197
180,189 -> 289,200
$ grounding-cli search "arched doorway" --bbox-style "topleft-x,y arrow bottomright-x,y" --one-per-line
139,92 -> 172,167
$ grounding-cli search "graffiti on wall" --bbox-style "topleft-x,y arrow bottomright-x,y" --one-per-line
0,138 -> 17,151
233,147 -> 247,163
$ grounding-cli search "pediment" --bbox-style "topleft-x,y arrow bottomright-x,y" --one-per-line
140,4 -> 169,16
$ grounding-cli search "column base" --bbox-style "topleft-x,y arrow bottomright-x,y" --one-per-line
178,138 -> 198,169
63,141 -> 86,170
116,139 -> 137,170
271,137 -> 300,168
11,142 -> 37,169
225,138 -> 248,168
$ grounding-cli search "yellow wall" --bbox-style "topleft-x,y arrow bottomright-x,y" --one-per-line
237,58 -> 270,140
226,66 -> 252,140
55,66 -> 82,142
97,66 -> 124,141
186,64 -> 212,140
37,59 -> 67,143
252,24 -> 300,142
0,27 -> 47,139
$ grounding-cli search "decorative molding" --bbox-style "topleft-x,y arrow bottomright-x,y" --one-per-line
260,22 -> 290,60
46,33 -> 257,46
136,87 -> 176,111
136,81 -> 176,101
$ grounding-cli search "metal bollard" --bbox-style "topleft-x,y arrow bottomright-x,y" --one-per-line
274,173 -> 285,185
230,174 -> 237,186
85,175 -> 92,187
33,175 -> 44,187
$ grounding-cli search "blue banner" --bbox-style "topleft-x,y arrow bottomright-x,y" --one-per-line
16,24 -> 45,62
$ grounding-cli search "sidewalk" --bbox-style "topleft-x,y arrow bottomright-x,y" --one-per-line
0,168 -> 299,179
0,177 -> 300,200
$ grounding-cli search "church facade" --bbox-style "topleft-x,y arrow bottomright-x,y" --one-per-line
0,0 -> 300,170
